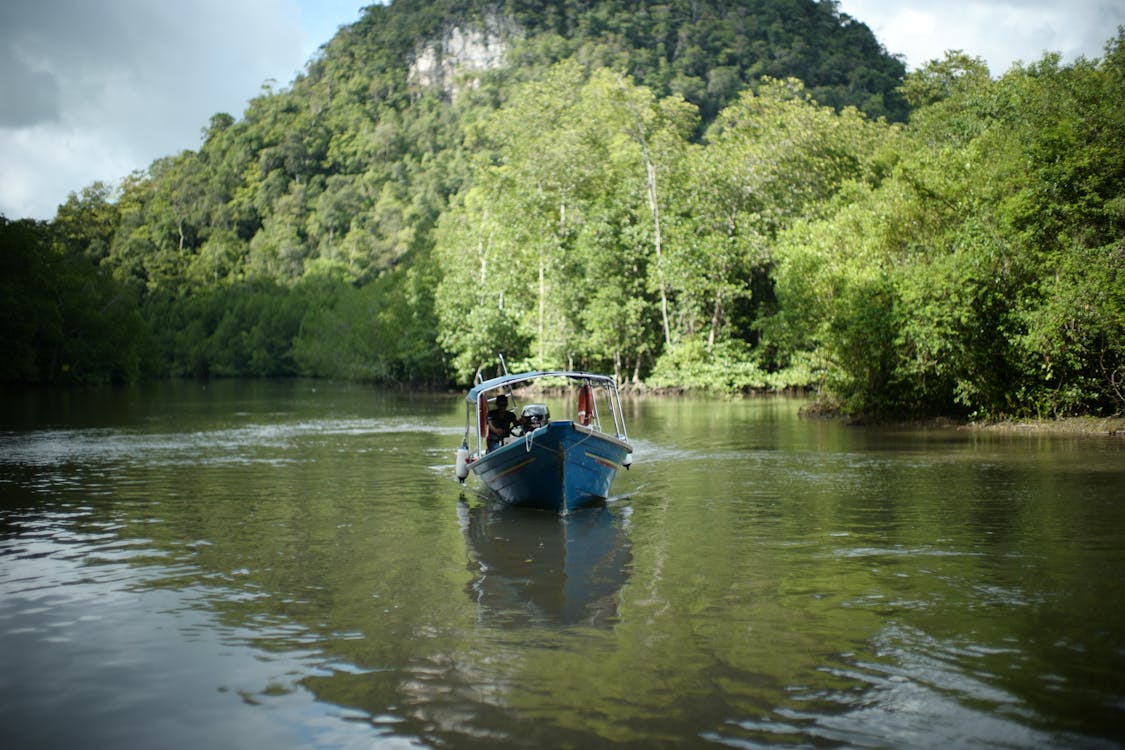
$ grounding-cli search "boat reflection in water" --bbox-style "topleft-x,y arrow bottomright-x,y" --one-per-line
459,501 -> 632,628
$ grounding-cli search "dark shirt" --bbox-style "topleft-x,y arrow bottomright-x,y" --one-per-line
487,408 -> 517,450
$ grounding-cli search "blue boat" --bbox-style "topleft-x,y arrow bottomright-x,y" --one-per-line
455,371 -> 634,513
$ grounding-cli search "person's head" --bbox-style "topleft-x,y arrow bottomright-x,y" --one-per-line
495,395 -> 508,408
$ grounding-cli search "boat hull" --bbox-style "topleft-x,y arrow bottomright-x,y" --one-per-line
469,420 -> 631,513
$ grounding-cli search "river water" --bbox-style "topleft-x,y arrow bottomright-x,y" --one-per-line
1,379 -> 1122,749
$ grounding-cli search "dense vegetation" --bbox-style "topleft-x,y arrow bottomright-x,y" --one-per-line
2,0 -> 1122,419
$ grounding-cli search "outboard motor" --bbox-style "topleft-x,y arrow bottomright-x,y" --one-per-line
520,404 -> 550,432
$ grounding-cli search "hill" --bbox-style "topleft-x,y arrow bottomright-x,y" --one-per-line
4,2 -> 1122,420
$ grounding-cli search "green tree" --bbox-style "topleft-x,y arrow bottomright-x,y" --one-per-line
654,78 -> 891,389
770,40 -> 1125,417
1,215 -> 149,384
433,63 -> 696,382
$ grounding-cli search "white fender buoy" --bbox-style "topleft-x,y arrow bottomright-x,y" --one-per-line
455,446 -> 469,482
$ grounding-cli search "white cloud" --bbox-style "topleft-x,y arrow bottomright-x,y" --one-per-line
837,0 -> 1124,72
0,0 -> 313,220
2,126 -> 131,210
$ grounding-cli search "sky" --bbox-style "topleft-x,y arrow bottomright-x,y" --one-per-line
2,0 -> 1122,221
836,0 -> 1123,71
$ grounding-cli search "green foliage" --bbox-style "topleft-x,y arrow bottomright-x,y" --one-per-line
0,218 -> 56,382
770,40 -> 1125,417
142,268 -> 445,383
0,215 -> 150,384
293,264 -> 445,382
90,0 -> 907,296
145,281 -> 303,378
9,3 -> 1121,419
694,77 -> 893,361
648,339 -> 816,391
501,0 -> 910,121
433,64 -> 685,382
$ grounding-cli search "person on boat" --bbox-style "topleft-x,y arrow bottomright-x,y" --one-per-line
486,395 -> 518,452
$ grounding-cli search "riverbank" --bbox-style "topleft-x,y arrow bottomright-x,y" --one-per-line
966,415 -> 1125,436
798,398 -> 1125,436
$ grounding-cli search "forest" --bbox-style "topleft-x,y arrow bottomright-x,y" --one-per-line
2,0 -> 1122,420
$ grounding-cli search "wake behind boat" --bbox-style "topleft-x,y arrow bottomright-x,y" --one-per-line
455,371 -> 633,513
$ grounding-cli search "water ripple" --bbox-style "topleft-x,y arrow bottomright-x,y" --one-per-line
0,418 -> 464,470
